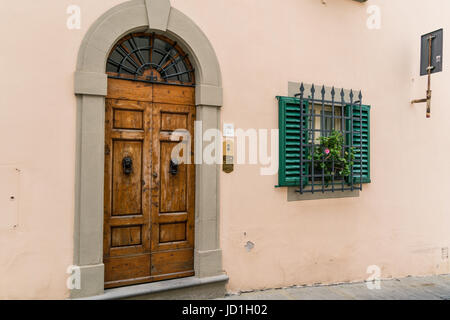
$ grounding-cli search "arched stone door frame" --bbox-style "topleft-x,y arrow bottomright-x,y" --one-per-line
72,0 -> 223,298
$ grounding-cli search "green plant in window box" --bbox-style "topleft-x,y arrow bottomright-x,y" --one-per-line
308,130 -> 356,186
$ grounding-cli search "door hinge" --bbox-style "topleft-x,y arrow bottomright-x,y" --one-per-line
105,145 -> 110,155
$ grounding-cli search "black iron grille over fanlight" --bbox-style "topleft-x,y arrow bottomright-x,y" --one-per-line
106,32 -> 195,86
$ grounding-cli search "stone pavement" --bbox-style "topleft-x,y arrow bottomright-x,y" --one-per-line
221,274 -> 450,300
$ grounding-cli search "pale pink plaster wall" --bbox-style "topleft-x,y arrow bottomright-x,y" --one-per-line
0,0 -> 124,300
171,0 -> 450,293
0,0 -> 449,299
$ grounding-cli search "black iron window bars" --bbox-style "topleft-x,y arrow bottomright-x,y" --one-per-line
295,83 -> 365,194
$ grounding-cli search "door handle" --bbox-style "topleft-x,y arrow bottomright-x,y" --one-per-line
122,156 -> 133,175
169,159 -> 179,176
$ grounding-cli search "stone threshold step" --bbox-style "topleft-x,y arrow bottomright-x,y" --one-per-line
74,274 -> 229,300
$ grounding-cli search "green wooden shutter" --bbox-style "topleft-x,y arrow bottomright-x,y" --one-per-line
345,104 -> 371,184
277,96 -> 309,187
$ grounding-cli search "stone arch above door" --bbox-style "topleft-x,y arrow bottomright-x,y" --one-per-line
72,0 -> 224,298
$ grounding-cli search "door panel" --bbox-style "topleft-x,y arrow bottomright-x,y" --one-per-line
104,95 -> 152,288
111,225 -> 142,247
113,109 -> 144,130
161,112 -> 188,131
160,141 -> 187,213
151,248 -> 194,277
107,78 -> 153,102
151,101 -> 195,277
153,83 -> 194,105
159,222 -> 186,243
104,255 -> 151,284
112,140 -> 143,216
104,80 -> 195,288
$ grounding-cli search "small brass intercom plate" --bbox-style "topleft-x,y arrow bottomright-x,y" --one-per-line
222,139 -> 234,173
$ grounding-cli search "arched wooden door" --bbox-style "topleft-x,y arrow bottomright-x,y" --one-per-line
103,33 -> 196,288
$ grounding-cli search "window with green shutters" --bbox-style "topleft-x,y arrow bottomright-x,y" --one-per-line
277,90 -> 371,191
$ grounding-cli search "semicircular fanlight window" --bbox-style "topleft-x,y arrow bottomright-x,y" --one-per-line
106,32 -> 195,86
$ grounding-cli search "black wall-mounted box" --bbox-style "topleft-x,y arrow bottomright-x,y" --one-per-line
420,29 -> 443,76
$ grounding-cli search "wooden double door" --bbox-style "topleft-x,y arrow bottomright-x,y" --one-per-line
103,78 -> 195,288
